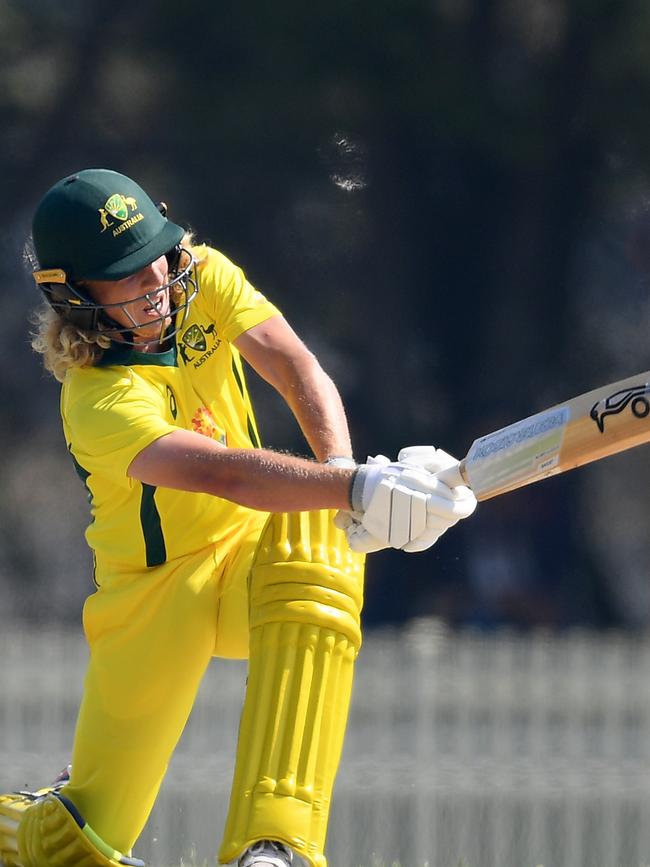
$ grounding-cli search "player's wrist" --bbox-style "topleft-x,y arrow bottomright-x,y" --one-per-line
325,455 -> 357,469
325,457 -> 358,511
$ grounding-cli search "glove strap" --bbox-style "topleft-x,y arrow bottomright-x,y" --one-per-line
350,465 -> 369,512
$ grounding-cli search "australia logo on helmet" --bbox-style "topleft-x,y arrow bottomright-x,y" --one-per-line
98,193 -> 144,237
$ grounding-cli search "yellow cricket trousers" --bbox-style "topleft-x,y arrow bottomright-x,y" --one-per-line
60,511 -> 365,867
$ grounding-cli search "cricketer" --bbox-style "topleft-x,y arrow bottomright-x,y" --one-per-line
0,169 -> 476,867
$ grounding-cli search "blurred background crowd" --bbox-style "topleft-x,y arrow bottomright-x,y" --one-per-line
3,0 -> 650,631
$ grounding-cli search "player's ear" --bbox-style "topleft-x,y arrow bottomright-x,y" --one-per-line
157,201 -> 168,217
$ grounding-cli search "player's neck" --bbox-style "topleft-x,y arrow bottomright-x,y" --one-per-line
132,339 -> 162,354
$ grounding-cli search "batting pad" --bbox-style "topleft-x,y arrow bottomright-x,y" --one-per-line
15,793 -> 144,867
219,510 -> 365,867
0,791 -> 31,866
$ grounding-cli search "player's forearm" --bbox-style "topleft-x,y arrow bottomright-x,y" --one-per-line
128,432 -> 355,511
234,317 -> 354,461
211,448 -> 355,510
279,362 -> 354,462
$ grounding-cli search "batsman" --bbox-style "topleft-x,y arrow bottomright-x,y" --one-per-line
0,169 -> 476,867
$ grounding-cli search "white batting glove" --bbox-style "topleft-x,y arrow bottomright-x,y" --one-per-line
333,507 -> 387,553
396,445 -> 478,552
335,453 -> 475,553
333,455 -> 392,553
397,445 -> 459,474
327,456 -> 392,552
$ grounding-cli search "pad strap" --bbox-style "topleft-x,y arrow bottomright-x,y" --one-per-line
16,793 -> 145,867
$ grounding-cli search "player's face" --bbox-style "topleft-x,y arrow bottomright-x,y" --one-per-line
83,255 -> 172,348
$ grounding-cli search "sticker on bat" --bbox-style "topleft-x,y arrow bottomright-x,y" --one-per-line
589,383 -> 650,433
464,406 -> 570,496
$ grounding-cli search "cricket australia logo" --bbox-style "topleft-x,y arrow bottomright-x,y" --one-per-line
590,383 -> 650,433
98,193 -> 144,237
179,323 -> 221,367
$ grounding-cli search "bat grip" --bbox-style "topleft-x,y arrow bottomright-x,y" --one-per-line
436,460 -> 468,489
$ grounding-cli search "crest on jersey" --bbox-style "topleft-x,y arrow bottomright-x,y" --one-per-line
182,324 -> 207,352
178,322 -> 221,367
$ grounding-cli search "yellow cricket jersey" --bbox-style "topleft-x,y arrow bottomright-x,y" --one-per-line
61,245 -> 279,582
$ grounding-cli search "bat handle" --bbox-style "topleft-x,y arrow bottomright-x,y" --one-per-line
436,460 -> 469,489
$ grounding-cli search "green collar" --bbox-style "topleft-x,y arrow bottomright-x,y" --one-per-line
96,340 -> 178,368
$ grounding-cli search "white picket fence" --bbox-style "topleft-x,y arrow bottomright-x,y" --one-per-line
2,621 -> 650,867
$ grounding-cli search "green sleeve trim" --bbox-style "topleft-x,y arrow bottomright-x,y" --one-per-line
231,356 -> 245,396
66,447 -> 99,586
231,356 -> 262,448
247,416 -> 261,449
68,445 -> 95,523
68,446 -> 91,489
140,483 -> 167,567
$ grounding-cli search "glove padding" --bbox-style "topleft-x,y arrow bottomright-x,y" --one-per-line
396,446 -> 477,551
335,449 -> 476,553
334,455 -> 389,553
334,506 -> 386,554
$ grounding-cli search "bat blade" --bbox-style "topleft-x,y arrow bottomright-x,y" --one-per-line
441,370 -> 650,500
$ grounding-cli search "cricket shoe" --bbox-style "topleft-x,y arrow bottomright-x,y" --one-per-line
238,840 -> 293,867
0,766 -> 71,866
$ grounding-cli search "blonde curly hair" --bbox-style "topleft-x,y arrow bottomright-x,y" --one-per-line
31,233 -> 201,383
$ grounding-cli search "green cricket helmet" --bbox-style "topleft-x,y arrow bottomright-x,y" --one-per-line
31,168 -> 198,344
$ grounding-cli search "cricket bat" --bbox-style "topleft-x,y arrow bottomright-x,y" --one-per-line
437,370 -> 650,500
